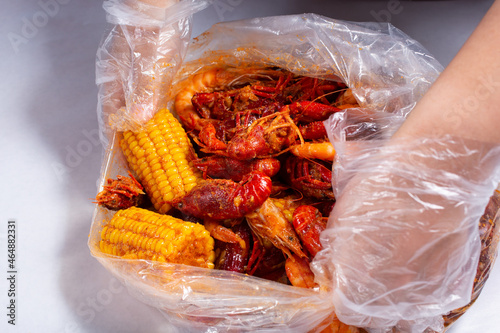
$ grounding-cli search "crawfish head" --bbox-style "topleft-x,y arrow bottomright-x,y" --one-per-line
94,174 -> 145,210
284,156 -> 335,201
226,125 -> 269,160
227,112 -> 298,160
173,171 -> 272,220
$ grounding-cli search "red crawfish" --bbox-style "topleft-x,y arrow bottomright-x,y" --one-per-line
173,171 -> 272,220
214,221 -> 252,273
225,109 -> 300,160
289,101 -> 341,123
285,203 -> 329,289
193,155 -> 280,182
94,173 -> 145,210
284,156 -> 335,200
292,205 -> 328,258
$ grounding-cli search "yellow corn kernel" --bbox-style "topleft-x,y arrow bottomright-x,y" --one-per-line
271,198 -> 298,223
100,207 -> 215,269
120,109 -> 202,213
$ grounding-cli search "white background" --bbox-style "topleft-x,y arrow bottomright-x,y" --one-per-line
1,0 -> 499,332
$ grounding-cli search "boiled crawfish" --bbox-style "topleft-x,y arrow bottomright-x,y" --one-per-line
175,67 -> 345,161
193,155 -> 280,182
292,205 -> 329,258
284,156 -> 335,201
170,66 -> 350,289
214,221 -> 252,273
173,171 -> 272,220
95,173 -> 145,210
284,204 -> 331,289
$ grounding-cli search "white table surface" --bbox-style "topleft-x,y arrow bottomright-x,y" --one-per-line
1,1 -> 499,332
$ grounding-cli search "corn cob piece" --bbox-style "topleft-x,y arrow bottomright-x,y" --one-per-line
120,108 -> 202,214
100,207 -> 215,269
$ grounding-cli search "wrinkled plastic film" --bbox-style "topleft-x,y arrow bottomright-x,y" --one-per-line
96,0 -> 209,145
90,9 -> 500,332
321,103 -> 500,331
314,120 -> 500,331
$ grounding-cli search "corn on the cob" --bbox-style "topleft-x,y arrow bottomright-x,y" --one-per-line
120,108 -> 202,214
100,207 -> 215,269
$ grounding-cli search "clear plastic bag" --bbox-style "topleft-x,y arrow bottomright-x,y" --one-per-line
90,1 -> 500,332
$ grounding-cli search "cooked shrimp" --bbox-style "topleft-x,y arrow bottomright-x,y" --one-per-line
245,198 -> 307,259
174,68 -> 230,131
335,88 -> 358,106
285,254 -> 317,289
174,67 -> 287,131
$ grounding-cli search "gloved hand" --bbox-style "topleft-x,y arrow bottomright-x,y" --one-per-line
313,133 -> 500,332
313,2 -> 500,330
96,0 -> 208,141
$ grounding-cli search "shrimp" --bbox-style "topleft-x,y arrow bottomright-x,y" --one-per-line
245,198 -> 307,259
285,254 -> 317,289
174,68 -> 235,131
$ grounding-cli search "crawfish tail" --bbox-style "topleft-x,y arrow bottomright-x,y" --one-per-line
293,205 -> 327,258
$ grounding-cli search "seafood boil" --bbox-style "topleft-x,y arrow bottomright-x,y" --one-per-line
96,66 -> 355,287
94,64 -> 500,333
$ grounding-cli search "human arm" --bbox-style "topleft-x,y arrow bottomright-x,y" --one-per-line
393,0 -> 500,143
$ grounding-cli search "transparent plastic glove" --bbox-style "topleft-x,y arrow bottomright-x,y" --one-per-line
313,135 -> 500,333
96,0 -> 208,142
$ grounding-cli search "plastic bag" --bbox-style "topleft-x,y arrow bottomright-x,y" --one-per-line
90,1 -> 500,331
